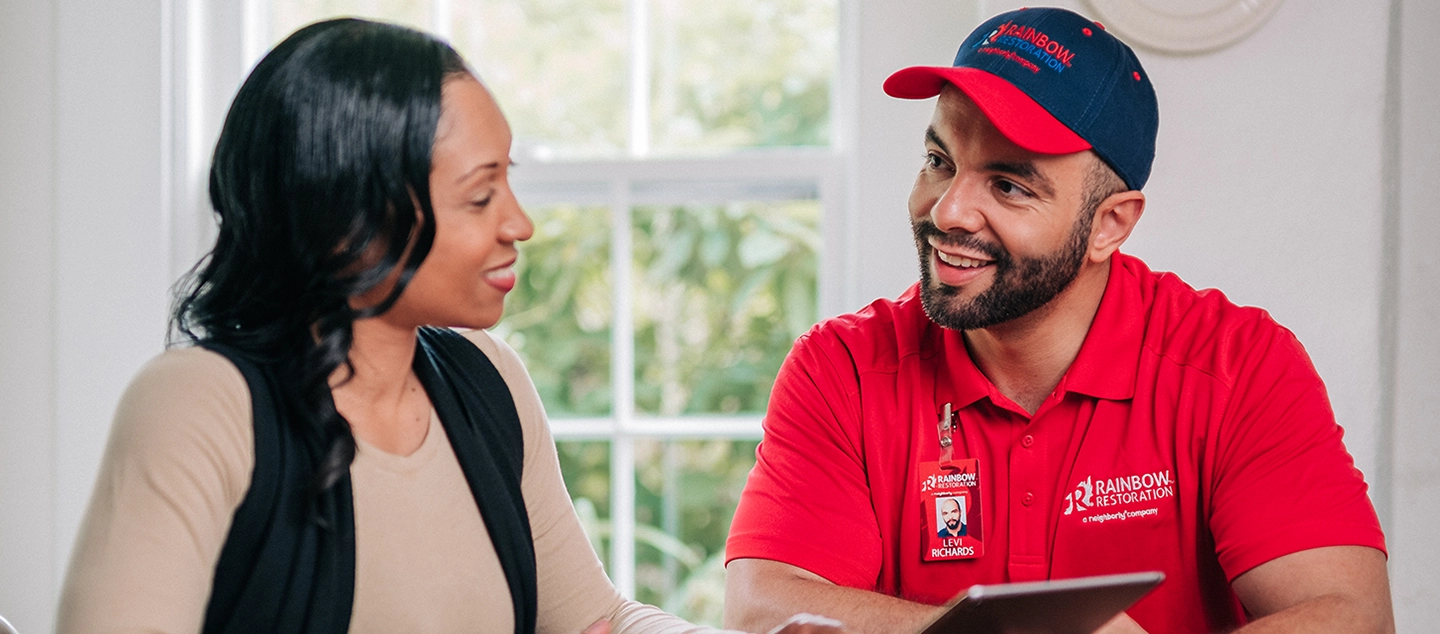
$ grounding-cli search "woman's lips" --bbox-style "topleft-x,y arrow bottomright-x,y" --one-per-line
483,261 -> 517,292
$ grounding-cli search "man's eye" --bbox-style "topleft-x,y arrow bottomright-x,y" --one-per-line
924,152 -> 946,169
995,180 -> 1030,197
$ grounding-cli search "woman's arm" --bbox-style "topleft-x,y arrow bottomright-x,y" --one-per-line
469,331 -> 732,634
56,348 -> 254,633
476,330 -> 854,634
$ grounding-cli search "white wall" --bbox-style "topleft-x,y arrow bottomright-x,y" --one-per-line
1390,1 -> 1440,629
840,0 -> 980,310
0,0 -> 171,632
1,0 -> 1436,630
0,0 -> 59,631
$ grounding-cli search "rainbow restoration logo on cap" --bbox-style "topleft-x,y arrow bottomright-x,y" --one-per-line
884,7 -> 1159,190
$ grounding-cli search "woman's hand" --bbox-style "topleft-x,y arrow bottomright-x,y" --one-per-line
766,612 -> 853,634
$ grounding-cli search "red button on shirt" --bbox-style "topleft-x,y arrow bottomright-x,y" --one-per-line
1021,435 -> 1034,448
727,253 -> 1385,634
1022,492 -> 1034,506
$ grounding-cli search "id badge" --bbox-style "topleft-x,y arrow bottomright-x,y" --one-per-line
920,458 -> 983,561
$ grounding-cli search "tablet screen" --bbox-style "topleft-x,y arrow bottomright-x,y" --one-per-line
919,571 -> 1165,634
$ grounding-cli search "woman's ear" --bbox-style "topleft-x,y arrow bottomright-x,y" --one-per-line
1088,190 -> 1146,263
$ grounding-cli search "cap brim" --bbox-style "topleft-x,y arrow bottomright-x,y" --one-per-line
883,66 -> 1091,155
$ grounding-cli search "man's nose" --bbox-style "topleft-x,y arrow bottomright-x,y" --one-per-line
931,176 -> 987,235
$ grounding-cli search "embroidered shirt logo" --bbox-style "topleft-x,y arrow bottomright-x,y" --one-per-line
1064,469 -> 1175,523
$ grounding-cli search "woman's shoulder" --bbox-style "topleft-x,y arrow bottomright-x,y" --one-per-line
59,346 -> 256,633
121,346 -> 251,423
457,329 -> 534,392
458,328 -> 523,367
455,329 -> 549,459
111,345 -> 255,491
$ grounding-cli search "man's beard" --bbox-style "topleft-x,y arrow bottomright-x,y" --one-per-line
946,516 -> 961,530
912,210 -> 1092,331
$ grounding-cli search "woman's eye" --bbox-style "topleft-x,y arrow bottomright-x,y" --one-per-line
471,193 -> 494,208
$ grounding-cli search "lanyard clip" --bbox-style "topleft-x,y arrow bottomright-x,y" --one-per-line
938,402 -> 954,448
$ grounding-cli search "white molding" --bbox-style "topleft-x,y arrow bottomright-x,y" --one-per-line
550,415 -> 764,439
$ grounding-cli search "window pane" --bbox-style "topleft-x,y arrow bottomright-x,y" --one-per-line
632,200 -> 820,415
271,0 -> 433,42
633,438 -> 758,625
449,0 -> 629,159
557,440 -> 613,564
649,0 -> 836,153
495,204 -> 613,416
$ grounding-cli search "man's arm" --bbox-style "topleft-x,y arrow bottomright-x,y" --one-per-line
724,559 -> 944,634
1097,545 -> 1395,634
727,547 -> 1393,634
1229,545 -> 1393,633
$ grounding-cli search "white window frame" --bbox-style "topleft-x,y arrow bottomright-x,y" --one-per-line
513,152 -> 842,596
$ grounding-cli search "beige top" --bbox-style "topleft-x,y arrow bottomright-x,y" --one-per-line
58,330 -> 735,634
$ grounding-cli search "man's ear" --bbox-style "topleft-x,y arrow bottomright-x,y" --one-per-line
1088,190 -> 1145,263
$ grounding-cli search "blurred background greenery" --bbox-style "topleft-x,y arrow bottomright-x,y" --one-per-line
270,0 -> 834,623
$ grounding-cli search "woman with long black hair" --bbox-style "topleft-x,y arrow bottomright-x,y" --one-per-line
56,18 -> 844,634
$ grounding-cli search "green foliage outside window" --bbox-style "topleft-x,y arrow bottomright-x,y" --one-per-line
494,205 -> 614,417
633,202 -> 819,416
495,200 -> 818,623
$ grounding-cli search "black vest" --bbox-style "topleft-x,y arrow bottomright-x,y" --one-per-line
199,327 -> 537,634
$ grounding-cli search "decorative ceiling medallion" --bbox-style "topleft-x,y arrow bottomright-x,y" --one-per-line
1083,0 -> 1287,55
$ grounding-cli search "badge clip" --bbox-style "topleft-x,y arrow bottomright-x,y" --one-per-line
938,402 -> 954,448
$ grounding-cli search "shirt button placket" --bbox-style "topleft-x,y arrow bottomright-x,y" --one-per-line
1009,422 -> 1047,580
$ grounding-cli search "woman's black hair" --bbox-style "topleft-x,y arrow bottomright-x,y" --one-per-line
173,18 -> 470,511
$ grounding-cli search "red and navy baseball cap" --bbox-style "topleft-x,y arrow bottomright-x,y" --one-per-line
884,7 -> 1158,190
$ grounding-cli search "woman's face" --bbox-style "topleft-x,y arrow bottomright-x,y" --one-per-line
383,75 -> 533,331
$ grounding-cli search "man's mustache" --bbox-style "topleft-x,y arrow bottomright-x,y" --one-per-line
912,220 -> 1007,262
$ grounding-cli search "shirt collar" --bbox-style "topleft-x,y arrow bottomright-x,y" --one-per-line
1060,253 -> 1144,401
936,326 -> 993,409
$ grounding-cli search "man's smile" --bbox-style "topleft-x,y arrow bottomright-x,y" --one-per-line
934,250 -> 992,269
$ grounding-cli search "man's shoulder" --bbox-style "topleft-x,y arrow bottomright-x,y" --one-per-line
796,283 -> 933,372
1117,255 -> 1305,380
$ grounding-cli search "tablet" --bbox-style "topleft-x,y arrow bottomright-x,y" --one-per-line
918,571 -> 1165,634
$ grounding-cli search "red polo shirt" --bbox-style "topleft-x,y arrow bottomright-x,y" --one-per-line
726,253 -> 1384,633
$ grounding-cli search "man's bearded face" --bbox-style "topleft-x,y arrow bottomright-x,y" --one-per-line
912,208 -> 1092,331
942,499 -> 962,530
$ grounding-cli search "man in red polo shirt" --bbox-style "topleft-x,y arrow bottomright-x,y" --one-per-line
723,7 -> 1392,634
